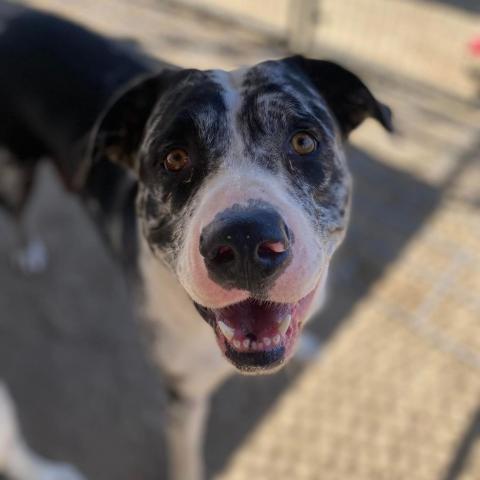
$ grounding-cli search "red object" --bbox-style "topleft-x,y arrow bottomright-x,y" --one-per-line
469,36 -> 480,57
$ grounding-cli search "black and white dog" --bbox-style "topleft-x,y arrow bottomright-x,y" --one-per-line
0,3 -> 392,479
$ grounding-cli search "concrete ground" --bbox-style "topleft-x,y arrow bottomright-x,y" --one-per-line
0,1 -> 479,479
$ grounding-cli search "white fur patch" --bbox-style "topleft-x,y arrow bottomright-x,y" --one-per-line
210,68 -> 246,168
138,235 -> 233,397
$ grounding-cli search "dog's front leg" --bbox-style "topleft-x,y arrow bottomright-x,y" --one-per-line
165,390 -> 209,480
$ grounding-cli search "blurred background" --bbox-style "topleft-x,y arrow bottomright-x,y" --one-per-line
0,0 -> 479,479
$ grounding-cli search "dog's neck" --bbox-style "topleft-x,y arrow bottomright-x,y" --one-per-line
138,234 -> 207,335
137,233 -> 233,392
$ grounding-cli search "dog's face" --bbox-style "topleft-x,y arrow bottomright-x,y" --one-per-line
92,56 -> 392,373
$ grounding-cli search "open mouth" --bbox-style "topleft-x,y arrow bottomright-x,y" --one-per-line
195,289 -> 317,373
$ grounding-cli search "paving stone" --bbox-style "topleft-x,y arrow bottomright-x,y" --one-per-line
2,1 -> 479,479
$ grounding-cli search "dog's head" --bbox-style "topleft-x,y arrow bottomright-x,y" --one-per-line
91,56 -> 392,373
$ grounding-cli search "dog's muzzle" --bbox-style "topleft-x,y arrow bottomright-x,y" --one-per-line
194,204 -> 319,373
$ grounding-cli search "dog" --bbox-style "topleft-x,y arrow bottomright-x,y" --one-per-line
0,3 -> 392,479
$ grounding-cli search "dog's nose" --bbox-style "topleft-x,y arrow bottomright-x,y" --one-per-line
199,207 -> 292,291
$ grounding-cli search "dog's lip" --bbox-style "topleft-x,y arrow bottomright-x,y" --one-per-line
194,287 -> 317,372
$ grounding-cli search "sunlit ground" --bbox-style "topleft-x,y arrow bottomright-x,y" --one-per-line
1,1 -> 479,479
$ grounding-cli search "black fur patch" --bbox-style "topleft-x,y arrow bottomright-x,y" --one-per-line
140,70 -> 229,213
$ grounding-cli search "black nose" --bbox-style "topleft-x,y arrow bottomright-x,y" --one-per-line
199,206 -> 292,291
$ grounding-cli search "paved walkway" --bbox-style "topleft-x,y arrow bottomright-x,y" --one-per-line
1,1 -> 479,479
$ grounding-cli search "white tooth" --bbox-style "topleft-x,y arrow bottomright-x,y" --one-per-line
218,321 -> 235,341
243,339 -> 251,349
263,337 -> 271,346
251,341 -> 257,350
233,339 -> 241,349
278,314 -> 292,336
273,335 -> 281,345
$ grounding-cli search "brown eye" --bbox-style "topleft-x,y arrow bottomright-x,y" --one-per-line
164,148 -> 189,172
291,132 -> 317,155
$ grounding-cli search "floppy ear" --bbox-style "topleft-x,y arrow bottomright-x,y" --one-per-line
284,55 -> 393,137
89,71 -> 175,172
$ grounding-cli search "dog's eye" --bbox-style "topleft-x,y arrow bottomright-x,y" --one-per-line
290,132 -> 317,155
164,148 -> 190,172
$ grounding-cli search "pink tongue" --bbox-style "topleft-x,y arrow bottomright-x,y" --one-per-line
216,299 -> 291,338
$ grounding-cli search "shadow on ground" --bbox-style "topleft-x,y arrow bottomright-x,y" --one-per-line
442,404 -> 480,480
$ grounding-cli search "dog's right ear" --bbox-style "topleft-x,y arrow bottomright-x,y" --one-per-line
89,71 -> 175,173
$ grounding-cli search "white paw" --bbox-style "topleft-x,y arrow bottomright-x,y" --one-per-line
13,239 -> 48,274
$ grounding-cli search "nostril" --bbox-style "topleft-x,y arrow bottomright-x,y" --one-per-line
212,245 -> 236,264
257,240 -> 288,257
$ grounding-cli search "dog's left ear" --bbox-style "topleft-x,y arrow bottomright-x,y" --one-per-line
89,70 -> 177,173
284,55 -> 393,137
